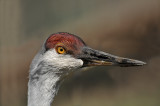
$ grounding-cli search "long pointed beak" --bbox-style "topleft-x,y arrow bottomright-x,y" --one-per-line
78,47 -> 146,67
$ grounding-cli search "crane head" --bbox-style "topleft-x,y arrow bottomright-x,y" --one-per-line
41,32 -> 146,72
28,32 -> 146,106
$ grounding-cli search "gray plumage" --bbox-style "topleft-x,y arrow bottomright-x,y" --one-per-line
28,32 -> 146,106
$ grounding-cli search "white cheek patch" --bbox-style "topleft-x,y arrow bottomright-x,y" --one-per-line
42,49 -> 83,69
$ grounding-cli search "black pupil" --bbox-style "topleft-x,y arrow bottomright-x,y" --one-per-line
60,48 -> 63,51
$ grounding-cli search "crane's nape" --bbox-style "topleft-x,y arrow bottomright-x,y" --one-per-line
28,32 -> 146,106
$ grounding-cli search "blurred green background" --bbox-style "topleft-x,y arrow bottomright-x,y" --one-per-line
0,0 -> 160,106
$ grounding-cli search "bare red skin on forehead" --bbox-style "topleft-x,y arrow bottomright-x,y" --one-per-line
45,32 -> 86,54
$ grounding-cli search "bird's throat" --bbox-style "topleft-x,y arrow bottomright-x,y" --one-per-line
28,71 -> 61,106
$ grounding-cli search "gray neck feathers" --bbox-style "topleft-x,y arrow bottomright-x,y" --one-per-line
28,61 -> 62,106
28,42 -> 79,106
28,71 -> 60,106
28,45 -> 61,106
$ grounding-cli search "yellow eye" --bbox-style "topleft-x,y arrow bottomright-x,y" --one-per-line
56,46 -> 66,54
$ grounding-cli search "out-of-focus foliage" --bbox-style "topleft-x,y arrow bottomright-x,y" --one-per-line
0,0 -> 160,106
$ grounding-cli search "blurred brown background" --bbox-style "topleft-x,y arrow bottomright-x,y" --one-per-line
0,0 -> 160,106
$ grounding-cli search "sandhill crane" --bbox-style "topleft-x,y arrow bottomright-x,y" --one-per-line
28,32 -> 145,106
